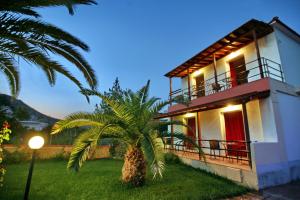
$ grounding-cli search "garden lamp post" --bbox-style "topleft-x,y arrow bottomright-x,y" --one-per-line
24,136 -> 44,200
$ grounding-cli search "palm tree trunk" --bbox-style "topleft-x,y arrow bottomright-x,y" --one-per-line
122,147 -> 146,187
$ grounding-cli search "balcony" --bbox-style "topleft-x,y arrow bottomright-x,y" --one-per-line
169,57 -> 284,101
163,138 -> 251,170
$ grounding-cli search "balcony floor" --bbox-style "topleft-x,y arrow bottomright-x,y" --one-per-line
167,150 -> 251,171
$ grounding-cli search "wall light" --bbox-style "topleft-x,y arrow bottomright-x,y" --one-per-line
184,113 -> 195,118
192,69 -> 202,77
228,51 -> 240,60
223,105 -> 241,112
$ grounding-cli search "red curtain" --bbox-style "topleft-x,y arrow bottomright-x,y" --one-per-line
186,117 -> 196,149
224,111 -> 246,156
224,111 -> 245,141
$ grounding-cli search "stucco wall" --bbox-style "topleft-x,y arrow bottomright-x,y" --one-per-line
274,27 -> 300,86
259,97 -> 278,142
277,93 -> 300,162
180,32 -> 282,93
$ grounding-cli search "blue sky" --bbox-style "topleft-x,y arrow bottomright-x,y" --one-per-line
1,0 -> 300,119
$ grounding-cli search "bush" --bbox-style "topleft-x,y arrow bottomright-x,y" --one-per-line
109,139 -> 127,159
164,152 -> 182,164
3,150 -> 30,164
51,151 -> 70,161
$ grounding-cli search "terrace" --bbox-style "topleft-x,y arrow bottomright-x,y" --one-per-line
163,138 -> 252,170
169,57 -> 284,101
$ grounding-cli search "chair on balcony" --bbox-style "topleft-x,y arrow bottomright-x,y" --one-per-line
237,70 -> 250,85
209,140 -> 221,159
211,82 -> 226,93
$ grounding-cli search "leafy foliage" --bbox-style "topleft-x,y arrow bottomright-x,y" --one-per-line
0,0 -> 98,97
52,81 -> 203,186
95,77 -> 126,114
0,121 -> 12,187
109,139 -> 127,159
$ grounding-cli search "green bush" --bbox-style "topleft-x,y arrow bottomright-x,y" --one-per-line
3,150 -> 30,164
51,151 -> 70,161
109,139 -> 127,159
164,152 -> 182,164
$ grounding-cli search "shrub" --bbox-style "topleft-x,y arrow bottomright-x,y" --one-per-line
51,150 -> 70,161
109,139 -> 127,159
164,152 -> 182,164
3,150 -> 30,164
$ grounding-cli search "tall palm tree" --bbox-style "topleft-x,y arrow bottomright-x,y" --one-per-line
0,0 -> 98,97
51,81 -> 203,187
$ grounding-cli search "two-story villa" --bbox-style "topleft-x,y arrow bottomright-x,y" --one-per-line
157,17 -> 300,189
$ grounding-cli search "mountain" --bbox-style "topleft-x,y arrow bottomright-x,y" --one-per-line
0,94 -> 58,124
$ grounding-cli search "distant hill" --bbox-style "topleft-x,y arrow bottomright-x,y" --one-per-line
0,94 -> 58,124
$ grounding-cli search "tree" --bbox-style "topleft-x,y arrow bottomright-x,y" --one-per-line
95,77 -> 125,114
51,81 -> 203,187
0,121 -> 11,187
0,0 -> 98,97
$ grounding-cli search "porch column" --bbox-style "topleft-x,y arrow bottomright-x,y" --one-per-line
187,68 -> 191,100
196,112 -> 201,143
169,77 -> 173,106
252,29 -> 264,78
242,101 -> 252,168
213,54 -> 218,85
170,116 -> 174,148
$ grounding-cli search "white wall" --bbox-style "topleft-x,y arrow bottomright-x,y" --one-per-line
180,32 -> 283,93
247,100 -> 264,142
259,97 -> 278,142
274,27 -> 300,86
277,93 -> 300,162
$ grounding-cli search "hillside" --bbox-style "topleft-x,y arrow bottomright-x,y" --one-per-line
0,94 -> 58,124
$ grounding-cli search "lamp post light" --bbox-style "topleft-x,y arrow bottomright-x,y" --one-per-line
24,136 -> 44,200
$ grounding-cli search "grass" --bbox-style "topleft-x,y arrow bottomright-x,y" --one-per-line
0,159 -> 249,200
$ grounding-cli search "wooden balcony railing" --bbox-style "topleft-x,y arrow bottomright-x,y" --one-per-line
163,138 -> 252,167
169,57 -> 284,100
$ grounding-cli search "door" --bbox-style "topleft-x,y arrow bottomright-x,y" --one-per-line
186,117 -> 196,149
229,55 -> 247,87
195,74 -> 205,97
223,111 -> 246,156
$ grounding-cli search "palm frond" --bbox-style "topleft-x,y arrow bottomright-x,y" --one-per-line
0,0 -> 97,16
68,124 -> 113,171
67,127 -> 99,171
142,132 -> 165,179
51,112 -> 108,134
0,54 -> 20,97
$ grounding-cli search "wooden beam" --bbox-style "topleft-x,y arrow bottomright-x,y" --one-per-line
187,68 -> 191,100
213,54 -> 218,85
169,77 -> 172,106
242,101 -> 252,168
170,117 -> 174,148
172,29 -> 257,77
252,30 -> 264,78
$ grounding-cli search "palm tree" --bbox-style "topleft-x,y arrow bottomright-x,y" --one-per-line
51,81 -> 203,186
0,0 -> 98,97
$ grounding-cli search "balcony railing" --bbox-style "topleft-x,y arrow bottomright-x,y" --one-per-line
163,138 -> 252,166
170,57 -> 284,100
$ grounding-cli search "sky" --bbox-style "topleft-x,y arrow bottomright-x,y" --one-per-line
1,0 -> 300,119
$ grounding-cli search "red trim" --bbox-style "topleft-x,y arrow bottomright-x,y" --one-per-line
168,78 -> 270,113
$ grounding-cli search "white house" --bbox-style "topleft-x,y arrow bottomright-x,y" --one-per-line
157,17 -> 300,189
19,121 -> 49,131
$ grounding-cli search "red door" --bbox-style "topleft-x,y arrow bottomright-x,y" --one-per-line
229,56 -> 246,87
224,111 -> 246,156
186,117 -> 196,149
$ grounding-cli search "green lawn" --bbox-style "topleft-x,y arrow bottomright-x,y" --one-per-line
0,159 -> 248,200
